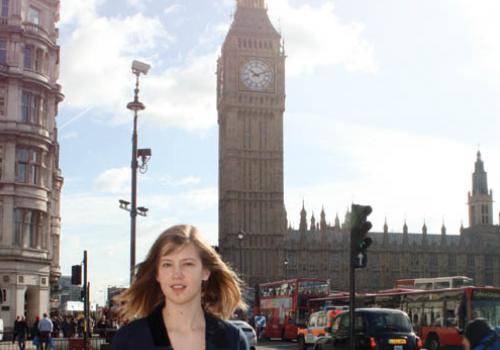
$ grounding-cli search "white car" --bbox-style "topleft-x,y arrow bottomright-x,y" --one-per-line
229,320 -> 257,350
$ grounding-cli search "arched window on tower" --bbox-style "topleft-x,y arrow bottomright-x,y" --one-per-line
0,0 -> 8,19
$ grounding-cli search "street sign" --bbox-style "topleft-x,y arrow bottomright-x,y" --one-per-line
352,252 -> 367,268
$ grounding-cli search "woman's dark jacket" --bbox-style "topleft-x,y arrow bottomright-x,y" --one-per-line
111,304 -> 249,350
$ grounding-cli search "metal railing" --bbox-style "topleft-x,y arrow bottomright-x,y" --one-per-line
0,330 -> 116,350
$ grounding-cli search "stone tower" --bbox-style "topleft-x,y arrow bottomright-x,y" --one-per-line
217,0 -> 286,285
468,151 -> 493,226
0,0 -> 64,329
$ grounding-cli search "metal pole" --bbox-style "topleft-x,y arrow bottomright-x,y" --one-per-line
349,236 -> 355,350
239,238 -> 243,274
130,75 -> 140,284
83,250 -> 88,350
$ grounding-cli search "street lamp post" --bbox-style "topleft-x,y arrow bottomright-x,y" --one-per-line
237,230 -> 245,275
120,60 -> 151,284
284,257 -> 289,279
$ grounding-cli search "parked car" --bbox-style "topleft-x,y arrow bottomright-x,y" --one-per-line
313,308 -> 423,350
298,308 -> 346,350
229,320 -> 257,350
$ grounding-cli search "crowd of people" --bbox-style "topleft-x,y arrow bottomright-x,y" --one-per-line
11,313 -> 120,349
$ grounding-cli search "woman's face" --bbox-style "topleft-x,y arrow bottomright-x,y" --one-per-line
156,242 -> 210,306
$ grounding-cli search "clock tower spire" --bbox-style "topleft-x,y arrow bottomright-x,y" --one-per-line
237,0 -> 266,9
218,0 -> 286,285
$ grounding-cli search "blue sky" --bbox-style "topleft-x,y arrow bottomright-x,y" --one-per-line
57,0 -> 500,304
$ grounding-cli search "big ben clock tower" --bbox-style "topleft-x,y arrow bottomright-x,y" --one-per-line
218,0 -> 287,285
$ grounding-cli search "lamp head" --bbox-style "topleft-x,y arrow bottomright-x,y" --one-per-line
132,60 -> 151,76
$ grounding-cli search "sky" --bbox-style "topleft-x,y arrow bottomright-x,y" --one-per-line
56,0 -> 500,305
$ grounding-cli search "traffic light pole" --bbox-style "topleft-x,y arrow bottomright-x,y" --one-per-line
349,247 -> 355,350
83,250 -> 89,350
349,204 -> 373,350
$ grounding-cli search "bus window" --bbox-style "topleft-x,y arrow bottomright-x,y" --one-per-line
435,282 -> 450,289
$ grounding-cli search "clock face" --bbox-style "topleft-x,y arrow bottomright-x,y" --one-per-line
240,59 -> 273,91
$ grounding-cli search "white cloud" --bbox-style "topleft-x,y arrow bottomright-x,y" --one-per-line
159,175 -> 202,186
93,167 -> 130,193
138,51 -> 218,130
59,7 -> 171,112
267,0 -> 378,76
459,0 -> 500,78
164,4 -> 183,15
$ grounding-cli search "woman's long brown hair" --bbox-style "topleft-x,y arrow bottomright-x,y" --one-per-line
116,224 -> 246,320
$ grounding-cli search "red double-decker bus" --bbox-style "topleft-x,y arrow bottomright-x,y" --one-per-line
256,278 -> 329,340
368,286 -> 500,350
308,286 -> 500,350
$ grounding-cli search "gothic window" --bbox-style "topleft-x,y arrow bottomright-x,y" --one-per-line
0,39 -> 6,64
485,255 -> 493,269
1,0 -> 8,18
0,84 -> 5,117
15,147 -> 43,185
467,255 -> 475,267
24,45 -> 33,69
28,6 -> 40,26
391,254 -> 400,271
485,272 -> 493,286
410,254 -> 419,268
13,208 -> 43,248
429,254 -> 438,272
481,205 -> 489,224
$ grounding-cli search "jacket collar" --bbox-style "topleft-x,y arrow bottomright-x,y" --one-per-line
146,302 -> 228,349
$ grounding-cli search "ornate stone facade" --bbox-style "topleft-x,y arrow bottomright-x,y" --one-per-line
0,0 -> 63,330
218,1 -> 500,291
218,0 -> 287,286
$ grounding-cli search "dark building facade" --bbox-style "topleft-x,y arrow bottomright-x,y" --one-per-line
217,1 -> 500,290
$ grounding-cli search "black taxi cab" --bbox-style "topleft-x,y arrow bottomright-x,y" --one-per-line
313,308 -> 422,350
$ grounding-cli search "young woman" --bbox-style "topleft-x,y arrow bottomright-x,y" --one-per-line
111,224 -> 249,350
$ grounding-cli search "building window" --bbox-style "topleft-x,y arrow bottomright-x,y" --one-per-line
0,144 -> 3,180
35,48 -> 43,72
14,208 -> 22,245
21,90 -> 45,125
15,147 -> 43,185
481,205 -> 489,224
1,0 -> 8,18
24,45 -> 33,69
13,208 -> 43,248
0,85 -> 4,118
27,6 -> 40,25
0,39 -> 6,64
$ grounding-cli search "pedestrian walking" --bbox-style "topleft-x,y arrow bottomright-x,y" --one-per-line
462,318 -> 500,350
16,316 -> 28,350
38,313 -> 53,350
12,316 -> 20,343
111,224 -> 249,350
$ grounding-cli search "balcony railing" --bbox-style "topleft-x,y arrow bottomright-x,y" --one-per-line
23,22 -> 50,41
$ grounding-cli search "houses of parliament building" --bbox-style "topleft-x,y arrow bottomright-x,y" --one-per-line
217,0 -> 500,290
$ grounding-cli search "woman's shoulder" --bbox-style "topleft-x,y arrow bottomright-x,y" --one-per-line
205,314 -> 249,349
111,318 -> 150,348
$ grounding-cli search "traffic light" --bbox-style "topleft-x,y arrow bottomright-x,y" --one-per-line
350,204 -> 373,268
71,265 -> 82,285
80,289 -> 85,302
